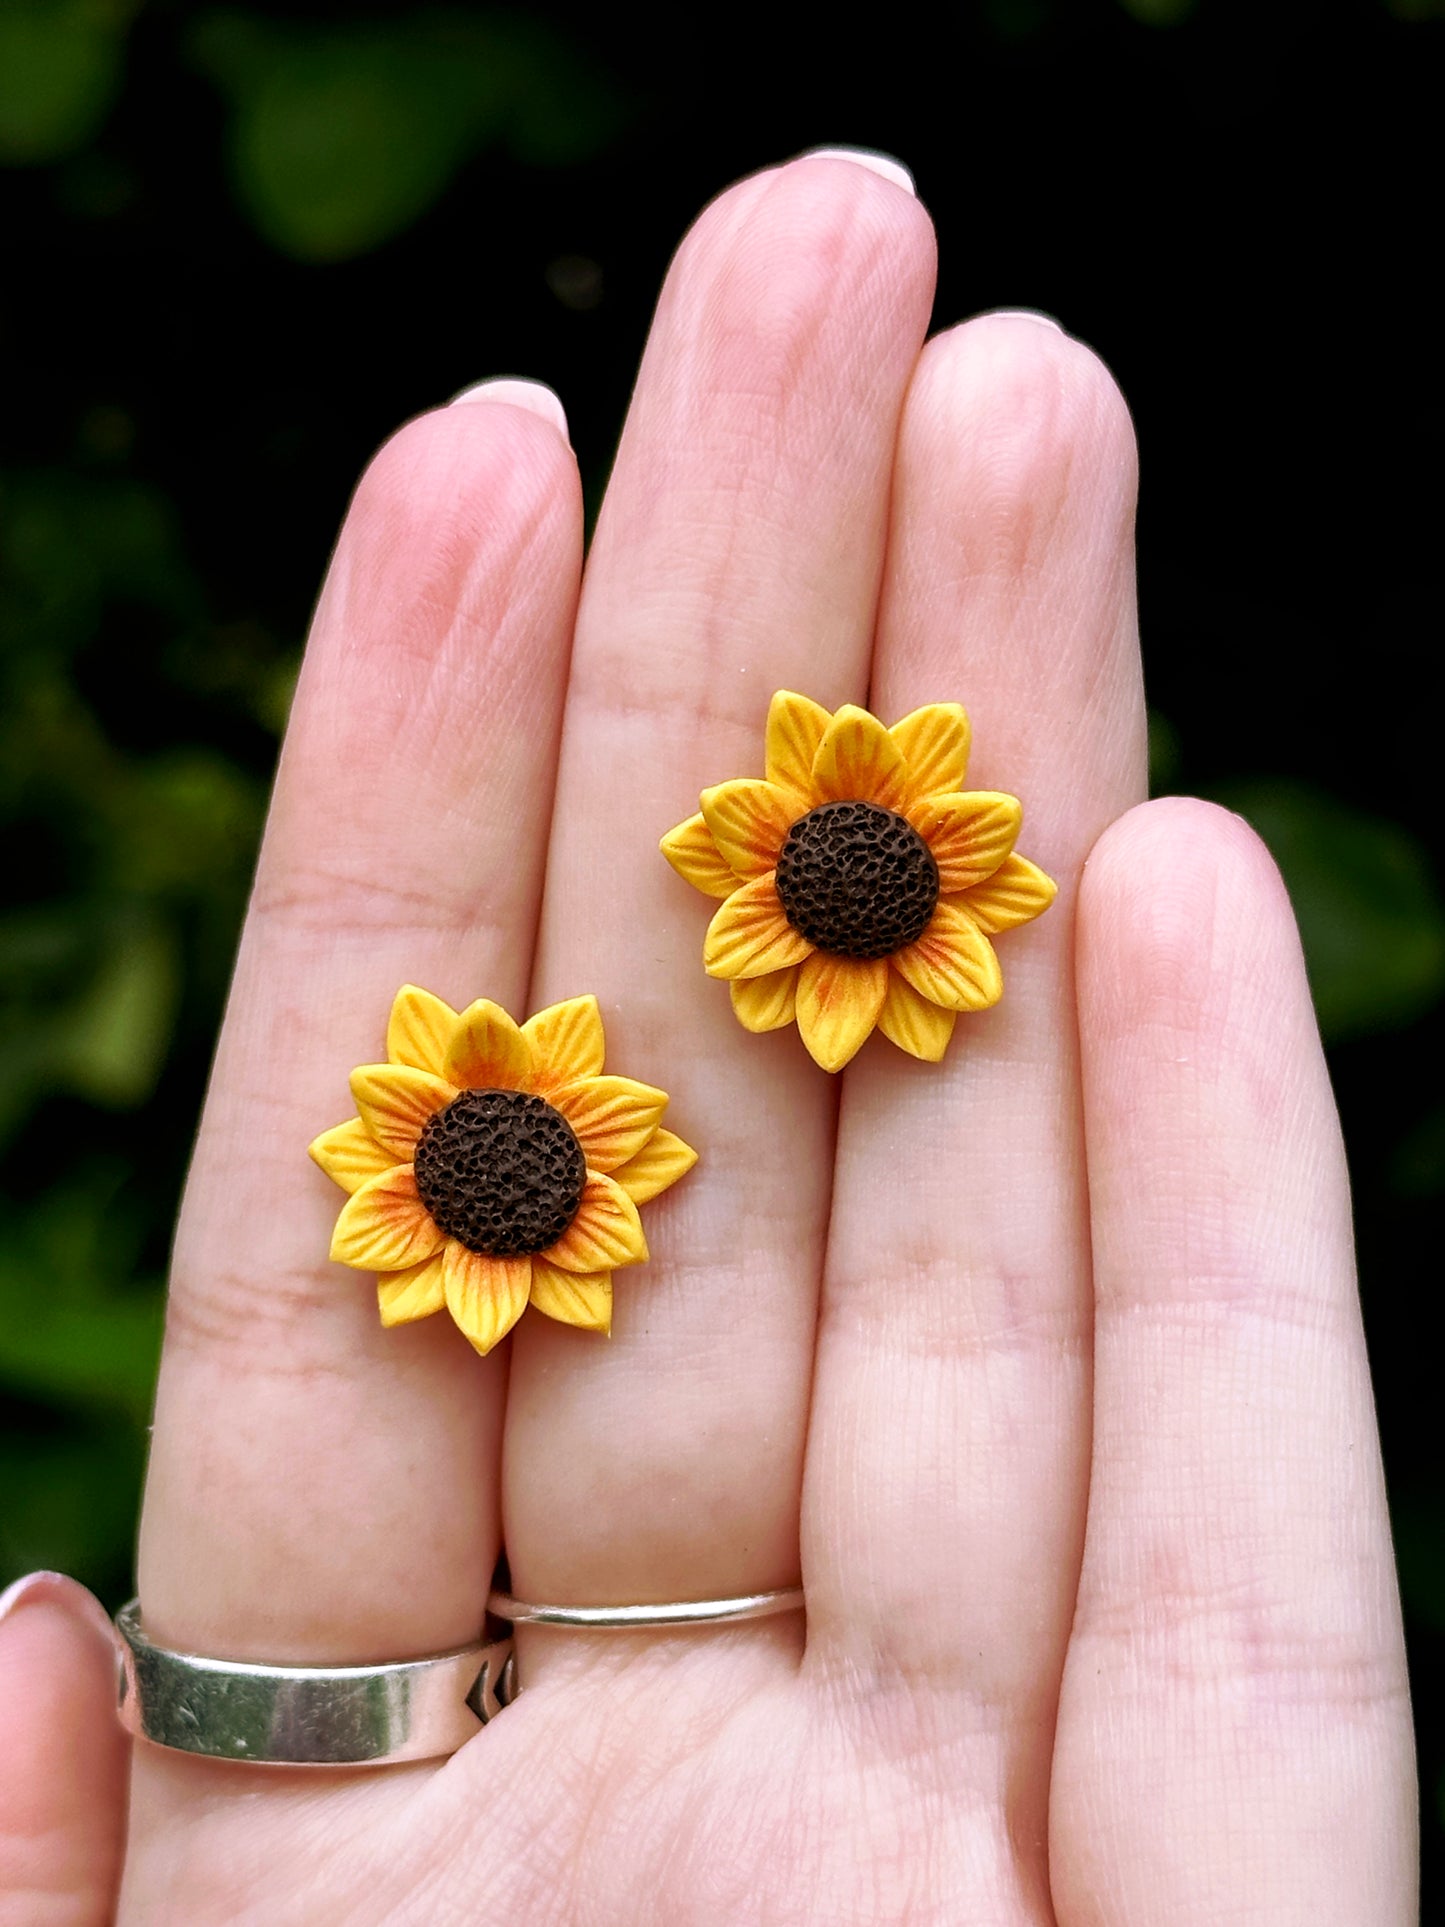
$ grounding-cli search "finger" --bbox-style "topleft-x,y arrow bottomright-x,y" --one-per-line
1051,799 -> 1416,1924
801,319 -> 1144,1884
137,391 -> 582,1664
502,156 -> 937,1652
0,1573 -> 127,1925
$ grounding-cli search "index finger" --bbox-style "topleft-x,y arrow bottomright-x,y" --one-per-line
136,391 -> 582,1664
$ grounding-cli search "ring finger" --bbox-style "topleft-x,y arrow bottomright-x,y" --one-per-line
801,315 -> 1146,1904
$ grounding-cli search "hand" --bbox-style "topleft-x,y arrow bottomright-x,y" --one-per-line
1,152 -> 1415,1924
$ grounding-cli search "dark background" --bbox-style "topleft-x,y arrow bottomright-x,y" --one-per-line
2,0 -> 1440,1895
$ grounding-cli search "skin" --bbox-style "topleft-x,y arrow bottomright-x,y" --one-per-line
0,155 -> 1417,1925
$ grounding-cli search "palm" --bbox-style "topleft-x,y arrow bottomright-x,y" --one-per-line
70,157 -> 1412,1922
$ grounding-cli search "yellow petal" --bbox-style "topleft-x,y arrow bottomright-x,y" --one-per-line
386,985 -> 458,1077
445,999 -> 533,1091
794,952 -> 888,1072
376,1253 -> 447,1326
765,689 -> 832,799
545,1171 -> 648,1273
877,970 -> 957,1061
442,1244 -> 531,1356
961,852 -> 1058,934
890,703 -> 972,802
308,1117 -> 396,1195
700,778 -> 796,878
522,994 -> 605,1089
703,874 -> 811,979
660,812 -> 737,899
612,1128 -> 698,1203
908,790 -> 1022,891
329,1165 -> 444,1271
811,704 -> 907,809
349,1065 -> 456,1160
893,901 -> 1003,1012
528,1258 -> 613,1334
552,1075 -> 668,1174
729,963 -> 800,1032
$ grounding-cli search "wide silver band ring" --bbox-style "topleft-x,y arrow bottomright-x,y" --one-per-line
486,1585 -> 805,1630
114,1602 -> 515,1766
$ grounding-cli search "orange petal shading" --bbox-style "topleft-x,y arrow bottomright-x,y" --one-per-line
442,1244 -> 531,1356
611,1128 -> 698,1204
795,952 -> 888,1072
878,971 -> 957,1061
330,1165 -> 444,1270
660,813 -> 737,898
546,1171 -> 649,1273
961,853 -> 1058,934
350,1065 -> 455,1160
445,999 -> 533,1092
528,1259 -> 613,1334
552,1075 -> 668,1173
703,874 -> 812,979
909,790 -> 1022,892
890,703 -> 971,802
700,779 -> 796,878
730,964 -> 799,1032
812,704 -> 907,810
522,994 -> 605,1089
765,689 -> 832,799
893,902 -> 1004,1012
309,1117 -> 397,1195
377,1253 -> 447,1326
386,985 -> 458,1078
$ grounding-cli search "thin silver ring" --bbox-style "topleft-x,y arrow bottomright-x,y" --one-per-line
487,1585 -> 805,1630
115,1601 -> 514,1766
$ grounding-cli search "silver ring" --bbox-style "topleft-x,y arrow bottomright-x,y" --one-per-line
114,1601 -> 515,1766
487,1585 -> 805,1630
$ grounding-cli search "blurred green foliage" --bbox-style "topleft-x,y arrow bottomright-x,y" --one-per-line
1116,0 -> 1197,22
0,0 -> 138,164
1,0 -> 1442,1890
190,9 -> 627,261
0,455 -> 266,1589
2,467 -> 266,1135
1214,778 -> 1445,1044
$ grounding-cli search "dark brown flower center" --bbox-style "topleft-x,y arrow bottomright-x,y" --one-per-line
775,800 -> 938,961
414,1088 -> 586,1257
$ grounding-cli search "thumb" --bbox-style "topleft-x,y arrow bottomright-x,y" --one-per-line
0,1573 -> 127,1926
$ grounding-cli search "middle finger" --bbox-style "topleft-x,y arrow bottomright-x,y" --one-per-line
503,155 -> 936,1648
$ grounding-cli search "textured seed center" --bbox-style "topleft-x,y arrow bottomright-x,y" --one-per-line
414,1089 -> 585,1257
775,800 -> 939,961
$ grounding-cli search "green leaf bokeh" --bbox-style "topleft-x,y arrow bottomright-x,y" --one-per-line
190,9 -> 627,260
1215,779 -> 1445,1044
0,0 -> 136,165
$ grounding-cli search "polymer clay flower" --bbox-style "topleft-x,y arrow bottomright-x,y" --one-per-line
310,988 -> 696,1355
661,691 -> 1056,1071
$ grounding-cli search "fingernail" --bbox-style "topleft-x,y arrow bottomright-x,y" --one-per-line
0,1570 -> 117,1648
979,309 -> 1064,332
800,147 -> 916,196
449,378 -> 569,439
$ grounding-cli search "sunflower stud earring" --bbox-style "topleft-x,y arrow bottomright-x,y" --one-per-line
661,690 -> 1056,1071
310,987 -> 696,1354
